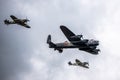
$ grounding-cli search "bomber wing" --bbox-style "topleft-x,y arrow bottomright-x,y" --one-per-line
60,25 -> 80,42
84,49 -> 99,55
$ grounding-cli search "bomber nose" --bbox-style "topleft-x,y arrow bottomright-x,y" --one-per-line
93,40 -> 99,46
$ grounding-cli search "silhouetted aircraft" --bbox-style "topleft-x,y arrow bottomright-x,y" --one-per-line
4,15 -> 31,28
68,59 -> 89,69
47,25 -> 100,55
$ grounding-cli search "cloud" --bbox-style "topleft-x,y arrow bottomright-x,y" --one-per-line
0,0 -> 120,80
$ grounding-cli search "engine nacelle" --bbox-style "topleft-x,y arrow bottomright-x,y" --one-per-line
54,48 -> 63,53
70,35 -> 82,41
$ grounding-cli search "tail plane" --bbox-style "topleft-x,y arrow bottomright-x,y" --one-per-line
47,35 -> 51,44
47,35 -> 56,47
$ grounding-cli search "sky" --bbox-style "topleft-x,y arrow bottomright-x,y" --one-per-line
0,0 -> 120,80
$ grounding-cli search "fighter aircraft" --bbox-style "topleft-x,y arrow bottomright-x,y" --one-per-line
47,25 -> 100,55
4,15 -> 31,28
68,59 -> 89,69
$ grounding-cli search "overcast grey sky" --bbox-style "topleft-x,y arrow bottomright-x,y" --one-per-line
0,0 -> 120,80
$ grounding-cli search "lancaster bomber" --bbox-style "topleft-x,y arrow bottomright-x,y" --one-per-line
47,25 -> 100,55
4,15 -> 31,28
68,59 -> 89,69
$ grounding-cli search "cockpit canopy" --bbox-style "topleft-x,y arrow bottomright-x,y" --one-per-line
88,39 -> 99,46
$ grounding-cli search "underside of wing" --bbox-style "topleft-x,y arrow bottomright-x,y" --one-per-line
10,15 -> 18,20
21,23 -> 31,28
60,25 -> 75,42
84,49 -> 99,55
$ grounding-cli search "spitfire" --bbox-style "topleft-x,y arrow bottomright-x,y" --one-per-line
68,59 -> 89,69
47,25 -> 100,55
4,15 -> 31,28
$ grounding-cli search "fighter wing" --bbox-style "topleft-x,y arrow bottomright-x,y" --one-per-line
75,59 -> 89,68
60,25 -> 76,42
21,23 -> 31,28
10,15 -> 18,20
75,59 -> 82,64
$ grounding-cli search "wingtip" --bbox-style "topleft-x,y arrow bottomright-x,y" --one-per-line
60,25 -> 66,29
10,15 -> 13,17
26,26 -> 31,28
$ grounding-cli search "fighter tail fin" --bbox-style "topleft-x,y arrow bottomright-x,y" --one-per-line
68,61 -> 72,65
4,19 -> 10,25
